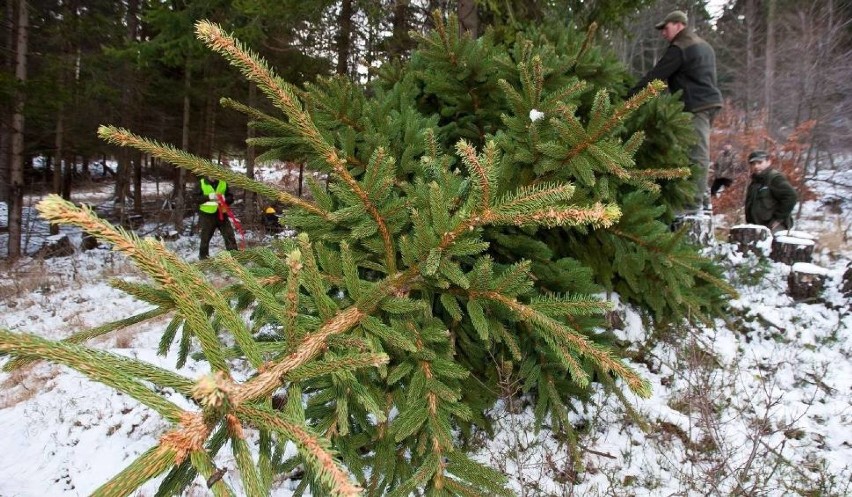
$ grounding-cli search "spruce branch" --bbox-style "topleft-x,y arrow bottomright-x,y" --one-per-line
569,21 -> 598,73
230,427 -> 265,497
91,445 -> 178,497
236,404 -> 361,497
160,412 -> 212,464
195,22 -> 397,273
3,306 -> 170,372
287,352 -> 390,381
534,80 -> 666,186
282,249 -> 303,345
97,125 -> 324,217
456,139 -> 496,210
0,330 -> 186,421
490,202 -> 622,229
233,306 -> 366,404
610,228 -> 739,298
36,195 -> 237,372
189,449 -> 236,497
470,292 -> 651,397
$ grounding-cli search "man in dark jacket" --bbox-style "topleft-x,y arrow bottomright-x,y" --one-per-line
744,150 -> 798,232
710,143 -> 737,196
197,176 -> 238,259
630,10 -> 723,214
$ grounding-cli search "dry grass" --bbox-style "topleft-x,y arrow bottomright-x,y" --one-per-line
0,364 -> 61,409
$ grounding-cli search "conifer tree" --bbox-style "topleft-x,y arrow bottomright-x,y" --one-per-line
1,13 -> 734,497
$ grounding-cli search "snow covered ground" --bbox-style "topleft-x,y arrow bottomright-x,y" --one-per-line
0,166 -> 850,496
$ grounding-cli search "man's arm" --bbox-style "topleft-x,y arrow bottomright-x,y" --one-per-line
628,45 -> 683,97
770,174 -> 798,220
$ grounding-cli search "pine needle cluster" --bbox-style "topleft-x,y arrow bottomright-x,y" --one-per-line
1,12 -> 734,497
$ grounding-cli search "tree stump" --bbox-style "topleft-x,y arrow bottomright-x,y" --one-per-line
80,233 -> 100,251
35,234 -> 75,259
842,262 -> 852,299
155,229 -> 180,241
771,233 -> 815,265
672,213 -> 714,246
787,263 -> 829,302
125,214 -> 145,230
729,224 -> 772,256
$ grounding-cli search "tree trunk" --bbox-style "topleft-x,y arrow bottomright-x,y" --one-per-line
458,0 -> 479,37
764,0 -> 776,131
336,0 -> 352,75
172,64 -> 192,230
744,0 -> 757,129
114,0 -> 139,213
50,111 -> 64,235
770,233 -> 815,265
389,0 -> 411,60
729,224 -> 772,257
787,263 -> 828,302
7,0 -> 27,258
133,152 -> 143,215
202,81 -> 215,160
244,82 -> 257,225
0,0 -> 15,204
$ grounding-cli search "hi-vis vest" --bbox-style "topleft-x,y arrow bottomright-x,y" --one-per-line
200,178 -> 227,214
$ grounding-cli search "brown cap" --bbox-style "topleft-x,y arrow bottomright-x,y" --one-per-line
655,10 -> 688,29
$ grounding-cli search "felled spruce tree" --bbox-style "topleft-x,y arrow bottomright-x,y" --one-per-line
0,14 -> 734,497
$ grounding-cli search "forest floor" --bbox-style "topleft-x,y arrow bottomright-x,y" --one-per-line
0,164 -> 850,496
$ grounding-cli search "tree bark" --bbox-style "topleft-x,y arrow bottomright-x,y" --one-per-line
389,0 -> 411,60
172,63 -> 192,230
244,82 -> 257,225
133,152 -> 143,215
0,0 -> 15,204
336,0 -> 352,75
764,0 -> 776,131
744,0 -> 757,129
8,0 -> 28,258
114,0 -> 140,213
458,0 -> 479,38
50,111 -> 64,235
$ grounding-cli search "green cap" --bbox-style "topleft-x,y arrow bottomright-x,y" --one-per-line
748,150 -> 769,163
655,10 -> 688,29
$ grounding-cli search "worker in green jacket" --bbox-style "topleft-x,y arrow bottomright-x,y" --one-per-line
198,176 -> 238,259
744,150 -> 798,232
630,10 -> 723,215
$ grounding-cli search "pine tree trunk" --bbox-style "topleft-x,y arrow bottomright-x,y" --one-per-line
764,0 -> 776,130
389,0 -> 411,60
7,0 -> 27,258
244,82 -> 257,225
133,152 -> 143,215
0,0 -> 14,204
50,111 -> 64,235
114,0 -> 139,214
336,0 -> 352,75
744,0 -> 757,129
458,0 -> 479,37
171,64 -> 192,231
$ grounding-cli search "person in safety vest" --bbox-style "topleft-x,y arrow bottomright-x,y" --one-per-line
197,176 -> 238,259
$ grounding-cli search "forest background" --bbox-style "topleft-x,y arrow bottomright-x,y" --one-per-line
2,0 -> 851,259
